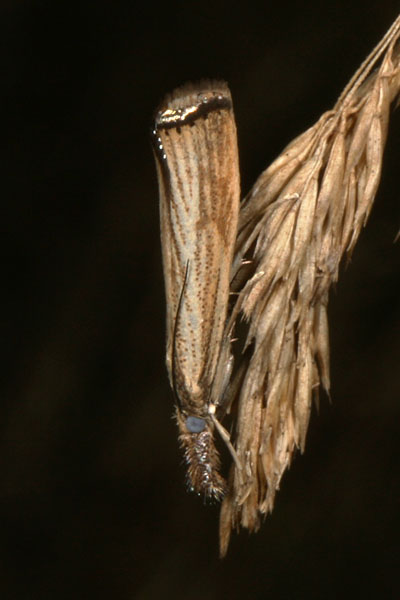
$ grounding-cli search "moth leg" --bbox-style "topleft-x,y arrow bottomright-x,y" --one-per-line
209,408 -> 242,476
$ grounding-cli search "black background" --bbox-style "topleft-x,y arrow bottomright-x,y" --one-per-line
2,2 -> 400,598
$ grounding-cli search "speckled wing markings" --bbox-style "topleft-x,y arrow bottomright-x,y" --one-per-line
152,81 -> 240,499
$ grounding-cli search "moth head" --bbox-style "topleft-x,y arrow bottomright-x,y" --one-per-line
185,415 -> 207,433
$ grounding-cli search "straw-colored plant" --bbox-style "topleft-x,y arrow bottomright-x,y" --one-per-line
219,15 -> 400,555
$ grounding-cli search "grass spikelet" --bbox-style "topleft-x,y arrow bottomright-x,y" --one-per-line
220,15 -> 400,557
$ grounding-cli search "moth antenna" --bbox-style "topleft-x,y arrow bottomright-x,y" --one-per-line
171,260 -> 190,411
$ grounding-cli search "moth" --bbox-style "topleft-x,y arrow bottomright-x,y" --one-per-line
151,81 -> 240,499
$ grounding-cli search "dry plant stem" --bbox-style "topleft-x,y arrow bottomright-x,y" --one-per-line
220,16 -> 400,556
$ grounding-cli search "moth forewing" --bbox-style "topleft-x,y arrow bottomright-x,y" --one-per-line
152,81 -> 240,498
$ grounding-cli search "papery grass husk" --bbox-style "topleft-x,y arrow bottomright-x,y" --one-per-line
220,16 -> 400,556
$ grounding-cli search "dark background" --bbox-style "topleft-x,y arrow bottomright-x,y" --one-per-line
2,2 -> 400,598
